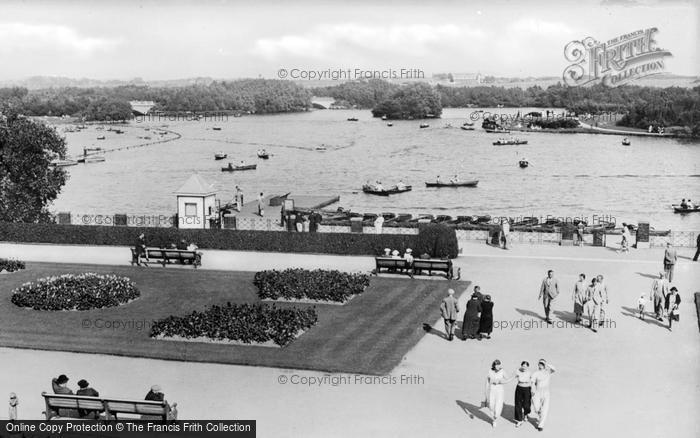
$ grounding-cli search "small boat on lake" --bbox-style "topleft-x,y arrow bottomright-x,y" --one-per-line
672,204 -> 700,213
461,126 -> 475,131
493,138 -> 528,145
222,163 -> 257,172
381,115 -> 387,121
425,180 -> 479,188
79,155 -> 106,164
519,159 -> 529,168
387,123 -> 393,127
257,150 -> 270,159
419,123 -> 430,128
50,158 -> 78,167
362,184 -> 412,196
315,145 -> 327,151
347,117 -> 359,121
463,121 -> 474,126
212,127 -> 222,131
485,127 -> 510,134
622,138 -> 631,146
96,136 -> 105,140
214,152 -> 227,160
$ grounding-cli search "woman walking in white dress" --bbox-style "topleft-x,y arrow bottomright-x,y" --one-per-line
483,359 -> 514,427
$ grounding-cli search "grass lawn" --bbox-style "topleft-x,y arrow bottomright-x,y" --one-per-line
0,262 -> 468,375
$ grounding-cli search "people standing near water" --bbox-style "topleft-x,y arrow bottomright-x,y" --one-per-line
572,274 -> 587,324
513,361 -> 532,428
478,295 -> 494,339
538,270 -> 559,324
651,272 -> 668,321
440,289 -> 459,341
663,242 -> 677,282
483,360 -> 513,427
665,287 -> 681,331
531,360 -> 556,431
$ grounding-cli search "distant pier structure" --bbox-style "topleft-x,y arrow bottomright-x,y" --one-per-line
129,100 -> 156,116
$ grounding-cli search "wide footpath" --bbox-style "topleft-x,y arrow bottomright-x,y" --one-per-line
0,241 -> 698,438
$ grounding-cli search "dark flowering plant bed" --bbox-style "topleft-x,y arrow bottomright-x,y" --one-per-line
11,273 -> 140,310
0,258 -> 25,273
253,269 -> 371,303
150,302 -> 318,347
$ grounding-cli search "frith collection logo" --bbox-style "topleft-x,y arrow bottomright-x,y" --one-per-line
563,28 -> 672,87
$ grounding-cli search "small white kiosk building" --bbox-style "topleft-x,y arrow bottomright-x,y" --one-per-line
175,174 -> 217,229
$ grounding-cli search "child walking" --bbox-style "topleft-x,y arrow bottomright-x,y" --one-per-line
637,294 -> 647,319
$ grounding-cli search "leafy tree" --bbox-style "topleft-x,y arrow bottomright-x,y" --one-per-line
0,111 -> 67,222
372,83 -> 442,119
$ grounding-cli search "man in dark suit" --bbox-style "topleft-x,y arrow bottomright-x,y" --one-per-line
538,270 -> 559,324
663,242 -> 677,282
440,289 -> 459,341
665,287 -> 681,331
76,380 -> 100,418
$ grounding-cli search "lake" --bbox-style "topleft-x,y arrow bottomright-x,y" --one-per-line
49,108 -> 700,230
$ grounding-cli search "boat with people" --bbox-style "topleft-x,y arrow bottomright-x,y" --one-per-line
485,127 -> 510,134
315,145 -> 327,151
96,136 -> 105,140
419,123 -> 430,128
214,152 -> 227,160
77,155 -> 106,164
212,127 -> 222,131
425,180 -> 479,188
463,121 -> 474,126
386,123 -> 393,127
622,138 -> 631,146
362,183 -> 412,196
221,163 -> 257,172
672,203 -> 700,213
493,138 -> 528,145
519,159 -> 529,168
257,149 -> 270,159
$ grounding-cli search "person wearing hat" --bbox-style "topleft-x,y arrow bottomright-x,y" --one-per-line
651,272 -> 668,321
663,241 -> 677,282
8,393 -> 18,421
145,385 -> 164,402
133,233 -> 147,266
538,270 -> 559,324
665,287 -> 681,331
531,359 -> 557,431
440,289 -> 459,341
76,380 -> 100,418
52,374 -> 73,395
461,290 -> 482,340
390,249 -> 401,259
403,248 -> 414,275
383,248 -> 391,257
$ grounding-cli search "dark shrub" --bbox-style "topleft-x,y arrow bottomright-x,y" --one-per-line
0,258 -> 25,272
416,224 -> 459,259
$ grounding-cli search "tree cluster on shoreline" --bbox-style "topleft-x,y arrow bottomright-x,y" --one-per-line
0,79 -> 312,121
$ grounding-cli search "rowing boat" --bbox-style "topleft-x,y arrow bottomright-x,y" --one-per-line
425,180 -> 479,187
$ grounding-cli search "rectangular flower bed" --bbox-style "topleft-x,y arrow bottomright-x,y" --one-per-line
149,302 -> 318,347
253,269 -> 370,303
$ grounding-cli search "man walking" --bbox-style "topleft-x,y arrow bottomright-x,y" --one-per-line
665,287 -> 681,331
538,270 -> 559,324
663,242 -> 677,282
531,360 -> 556,431
596,275 -> 609,327
651,272 -> 668,321
501,218 -> 510,250
440,289 -> 459,341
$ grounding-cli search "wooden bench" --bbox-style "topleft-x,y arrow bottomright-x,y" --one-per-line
375,257 -> 413,277
130,248 -> 202,268
412,259 -> 457,280
42,392 -> 171,421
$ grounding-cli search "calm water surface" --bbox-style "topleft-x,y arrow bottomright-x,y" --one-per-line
50,108 -> 700,230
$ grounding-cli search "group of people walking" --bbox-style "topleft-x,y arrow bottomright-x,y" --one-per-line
643,271 -> 682,330
569,272 -> 609,331
484,359 -> 556,430
440,286 -> 494,341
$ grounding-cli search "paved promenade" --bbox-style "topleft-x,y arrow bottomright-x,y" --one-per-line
0,241 -> 698,437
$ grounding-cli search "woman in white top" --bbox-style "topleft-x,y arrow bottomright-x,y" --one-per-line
484,359 -> 514,427
513,361 -> 532,427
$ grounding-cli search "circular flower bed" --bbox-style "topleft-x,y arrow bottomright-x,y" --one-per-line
11,273 -> 140,311
0,258 -> 25,273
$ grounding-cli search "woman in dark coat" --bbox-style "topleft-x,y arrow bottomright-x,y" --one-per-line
479,295 -> 494,339
461,293 -> 482,340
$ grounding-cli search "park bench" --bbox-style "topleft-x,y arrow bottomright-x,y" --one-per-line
130,247 -> 202,268
42,392 -> 171,421
375,257 -> 413,277
412,259 -> 456,280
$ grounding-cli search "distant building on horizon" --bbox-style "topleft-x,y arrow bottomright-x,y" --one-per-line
129,101 -> 155,116
431,72 -> 482,85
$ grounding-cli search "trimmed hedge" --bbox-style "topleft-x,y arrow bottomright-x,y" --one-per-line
0,258 -> 25,272
416,223 -> 459,259
0,222 -> 418,257
150,302 -> 318,347
254,269 -> 370,302
11,273 -> 140,310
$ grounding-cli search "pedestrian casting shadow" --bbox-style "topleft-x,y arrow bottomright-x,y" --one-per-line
515,308 -> 545,321
422,323 -> 448,339
455,400 -> 492,424
636,272 -> 659,279
620,306 -> 667,328
553,310 -> 578,323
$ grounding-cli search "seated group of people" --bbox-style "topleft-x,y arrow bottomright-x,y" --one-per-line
380,248 -> 459,279
679,198 -> 695,209
50,374 -> 177,420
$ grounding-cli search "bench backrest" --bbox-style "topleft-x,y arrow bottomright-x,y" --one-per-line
412,259 -> 451,269
147,248 -> 197,258
42,393 -> 168,420
375,257 -> 408,267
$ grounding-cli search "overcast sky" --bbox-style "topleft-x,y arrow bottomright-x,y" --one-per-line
0,0 -> 697,81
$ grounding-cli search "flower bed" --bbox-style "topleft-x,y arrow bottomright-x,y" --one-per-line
11,273 -> 140,311
0,258 -> 25,273
254,269 -> 370,303
150,303 -> 318,347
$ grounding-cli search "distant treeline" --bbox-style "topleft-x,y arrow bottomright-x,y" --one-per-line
313,80 -> 700,136
0,79 -> 312,121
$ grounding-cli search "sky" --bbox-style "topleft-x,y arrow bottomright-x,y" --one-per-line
0,0 -> 697,81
